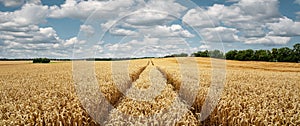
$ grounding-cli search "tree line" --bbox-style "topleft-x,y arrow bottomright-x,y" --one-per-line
171,43 -> 300,63
33,58 -> 51,63
1,43 -> 299,63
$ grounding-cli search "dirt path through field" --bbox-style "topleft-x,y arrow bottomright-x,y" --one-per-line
105,60 -> 198,125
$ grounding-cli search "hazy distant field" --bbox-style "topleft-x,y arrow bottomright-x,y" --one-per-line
0,58 -> 299,125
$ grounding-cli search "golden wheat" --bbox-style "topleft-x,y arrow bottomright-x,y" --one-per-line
0,58 -> 299,125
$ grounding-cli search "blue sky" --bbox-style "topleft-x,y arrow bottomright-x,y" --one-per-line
0,0 -> 300,58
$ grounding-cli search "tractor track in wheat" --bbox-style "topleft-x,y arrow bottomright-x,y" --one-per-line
104,60 -> 199,125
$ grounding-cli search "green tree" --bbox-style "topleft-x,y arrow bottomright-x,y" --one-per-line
235,49 -> 254,61
209,50 -> 225,58
225,50 -> 238,60
192,43 -> 300,62
165,53 -> 188,57
277,47 -> 293,62
33,58 -> 50,63
173,53 -> 188,57
293,43 -> 300,62
271,48 -> 278,62
192,50 -> 209,57
253,50 -> 271,61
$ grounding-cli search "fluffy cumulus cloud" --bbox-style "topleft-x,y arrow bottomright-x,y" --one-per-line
0,4 -> 48,27
0,0 -> 41,7
48,0 -> 140,20
103,42 -> 191,58
141,0 -> 187,18
182,8 -> 219,28
89,0 -> 194,58
0,1 -> 62,58
109,28 -> 138,36
0,25 -> 67,58
199,45 -> 211,50
104,36 -> 158,53
100,34 -> 192,58
63,37 -> 86,46
105,0 -> 187,28
183,1 -> 280,29
1,0 -> 300,58
1,0 -> 190,58
244,36 -> 291,45
0,1 -> 48,36
124,11 -> 176,26
267,17 -> 300,37
200,27 -> 240,42
80,25 -> 95,37
182,0 -> 297,45
139,24 -> 195,38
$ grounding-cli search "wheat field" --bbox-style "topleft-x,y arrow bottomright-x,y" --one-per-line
0,58 -> 299,125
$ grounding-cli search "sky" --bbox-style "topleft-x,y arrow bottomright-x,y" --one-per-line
0,0 -> 300,58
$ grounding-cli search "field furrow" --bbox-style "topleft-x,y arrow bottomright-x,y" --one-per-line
105,60 -> 199,125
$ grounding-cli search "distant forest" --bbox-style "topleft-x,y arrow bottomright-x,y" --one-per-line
1,43 -> 299,63
165,43 -> 300,62
169,43 -> 300,63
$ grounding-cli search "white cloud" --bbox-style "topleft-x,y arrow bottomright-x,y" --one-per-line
0,9 -> 67,58
267,17 -> 300,37
0,4 -> 48,27
64,37 -> 85,46
80,25 -> 95,37
103,42 -> 189,58
244,35 -> 291,45
144,0 -> 187,17
39,27 -> 57,38
105,0 -> 186,27
109,28 -> 137,36
49,0 -> 140,20
182,8 -> 219,28
105,36 -> 159,51
124,11 -> 175,26
224,2 -> 278,29
100,34 -> 192,58
199,45 -> 211,51
1,31 -> 32,38
2,0 -> 189,58
240,27 -> 266,38
100,20 -> 117,29
26,0 -> 41,5
47,0 -> 191,58
0,26 -> 61,44
295,0 -> 300,5
182,1 -> 281,43
64,37 -> 77,46
0,0 -> 24,7
0,34 -> 15,40
105,43 -> 132,52
138,36 -> 160,45
140,24 -> 195,38
0,0 -> 40,7
1,0 -> 299,58
92,45 -> 103,53
183,0 -> 281,28
200,27 -> 240,43
182,0 -> 296,45
0,1 -> 73,58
